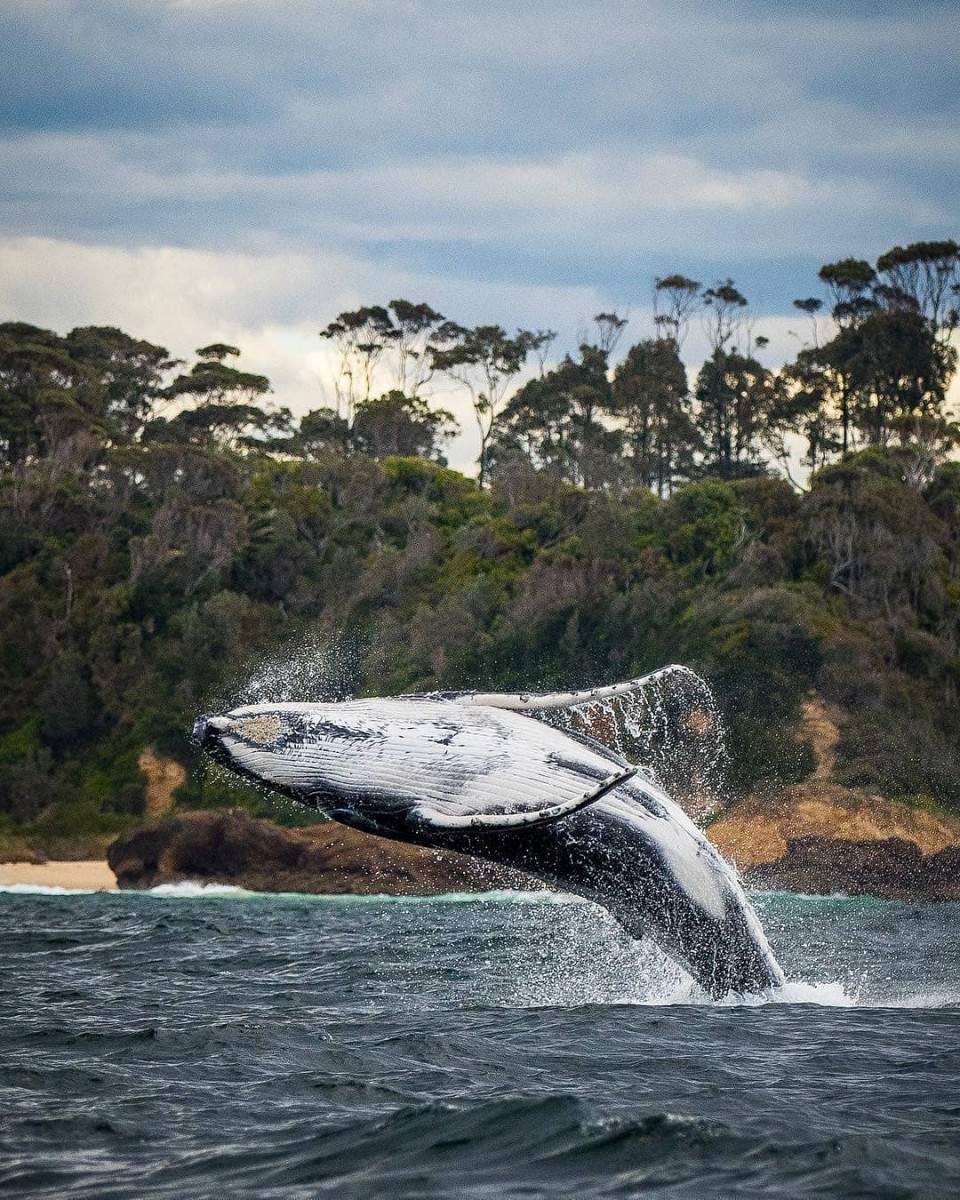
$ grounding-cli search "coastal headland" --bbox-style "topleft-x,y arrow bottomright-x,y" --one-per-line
5,280 -> 960,907
6,774 -> 959,901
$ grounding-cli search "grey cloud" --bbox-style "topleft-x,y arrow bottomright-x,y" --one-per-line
0,0 -> 957,321
5,1 -> 957,153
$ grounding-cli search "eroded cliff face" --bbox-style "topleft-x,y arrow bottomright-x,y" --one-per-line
138,748 -> 186,817
703,693 -> 960,897
708,783 -> 960,872
746,836 -> 960,900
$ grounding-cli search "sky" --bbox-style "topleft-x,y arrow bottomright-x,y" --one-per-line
1,0 -> 958,470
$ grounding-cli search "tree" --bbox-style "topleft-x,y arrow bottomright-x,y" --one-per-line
591,311 -> 629,357
319,306 -> 398,420
352,391 -> 458,461
65,326 -> 176,441
612,337 -> 699,495
492,341 -> 623,488
0,322 -> 107,468
818,258 -> 877,328
295,408 -> 353,459
293,392 -> 458,463
489,372 -> 576,480
432,325 -> 546,486
702,280 -> 748,351
149,346 -> 290,454
800,246 -> 959,459
838,309 -> 956,448
807,258 -> 881,454
774,349 -> 841,477
318,301 -> 462,417
653,275 -> 701,348
384,301 -> 451,396
695,349 -> 781,479
792,297 -> 824,349
875,240 -> 960,341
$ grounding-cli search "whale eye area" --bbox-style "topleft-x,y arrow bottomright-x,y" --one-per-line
230,715 -> 283,745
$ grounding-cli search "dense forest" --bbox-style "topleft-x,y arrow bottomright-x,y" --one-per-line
2,239 -> 960,844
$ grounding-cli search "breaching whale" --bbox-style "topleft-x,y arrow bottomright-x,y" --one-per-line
193,670 -> 784,997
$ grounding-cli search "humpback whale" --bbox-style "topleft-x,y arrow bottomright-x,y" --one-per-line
193,669 -> 784,997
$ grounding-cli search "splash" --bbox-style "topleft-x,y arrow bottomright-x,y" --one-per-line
541,665 -> 726,821
475,896 -> 959,1010
199,629 -> 367,802
234,629 -> 365,706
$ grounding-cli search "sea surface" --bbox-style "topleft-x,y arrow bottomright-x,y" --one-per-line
1,885 -> 959,1199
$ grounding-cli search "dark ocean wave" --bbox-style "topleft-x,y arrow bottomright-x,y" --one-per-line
2,889 -> 960,1198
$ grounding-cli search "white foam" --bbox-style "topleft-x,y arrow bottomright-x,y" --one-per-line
424,889 -> 579,905
715,979 -> 856,1007
143,881 -> 256,898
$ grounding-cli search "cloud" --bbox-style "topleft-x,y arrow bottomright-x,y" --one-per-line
0,235 -> 613,471
0,0 -> 957,471
1,0 -> 955,287
0,125 -> 942,309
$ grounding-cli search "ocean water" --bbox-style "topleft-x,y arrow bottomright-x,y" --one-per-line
1,887 -> 959,1199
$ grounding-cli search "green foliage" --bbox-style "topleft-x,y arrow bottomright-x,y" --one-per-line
659,481 -> 746,576
3,264 -> 960,836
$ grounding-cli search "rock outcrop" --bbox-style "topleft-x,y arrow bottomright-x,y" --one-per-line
747,835 -> 960,900
107,787 -> 960,902
708,782 -> 960,872
107,808 -> 537,895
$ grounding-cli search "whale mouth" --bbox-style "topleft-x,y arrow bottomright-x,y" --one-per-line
191,712 -> 218,748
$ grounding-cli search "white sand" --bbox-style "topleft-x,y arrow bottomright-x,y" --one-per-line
0,861 -> 118,890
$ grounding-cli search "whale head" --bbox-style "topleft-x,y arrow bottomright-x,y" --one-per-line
192,702 -> 370,815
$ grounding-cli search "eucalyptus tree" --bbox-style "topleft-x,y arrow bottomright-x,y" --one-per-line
768,351 -> 840,481
817,258 -> 877,328
491,339 -> 622,488
702,280 -> 749,352
0,322 -> 94,468
875,240 -> 960,342
319,306 -> 398,420
351,391 -> 458,462
152,344 -> 290,454
792,297 -> 824,349
319,300 -> 463,420
653,274 -> 701,349
591,311 -> 629,357
805,246 -> 959,455
695,349 -> 781,480
838,309 -> 956,448
383,300 -> 452,396
295,407 -> 352,459
64,326 -> 177,442
431,324 -> 547,486
612,337 -> 699,495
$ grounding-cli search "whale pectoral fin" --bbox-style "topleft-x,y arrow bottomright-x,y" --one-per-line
436,666 -> 688,712
411,766 -> 636,832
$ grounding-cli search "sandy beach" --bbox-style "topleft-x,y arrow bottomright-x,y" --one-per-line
0,861 -> 118,890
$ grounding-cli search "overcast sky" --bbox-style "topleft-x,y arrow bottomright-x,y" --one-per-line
2,0 -> 958,469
